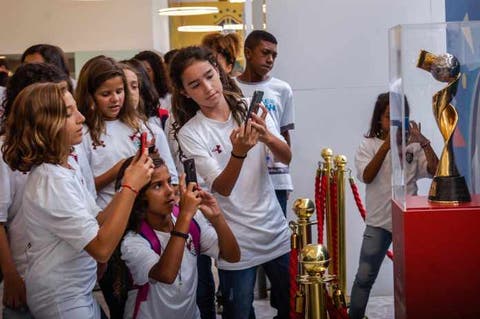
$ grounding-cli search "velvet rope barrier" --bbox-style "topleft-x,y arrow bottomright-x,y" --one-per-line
315,171 -> 327,245
325,289 -> 350,319
289,244 -> 301,319
349,177 -> 394,260
330,178 -> 339,276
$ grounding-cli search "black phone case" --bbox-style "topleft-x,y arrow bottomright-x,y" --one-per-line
245,90 -> 264,123
183,158 -> 198,184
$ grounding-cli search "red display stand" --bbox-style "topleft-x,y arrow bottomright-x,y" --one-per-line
392,195 -> 480,319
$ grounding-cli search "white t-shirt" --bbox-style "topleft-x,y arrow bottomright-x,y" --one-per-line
0,140 -> 92,278
82,119 -> 177,208
235,77 -> 294,190
22,163 -> 101,318
121,214 -> 218,319
71,143 -> 97,198
177,110 -> 290,270
146,117 -> 179,184
355,137 -> 430,232
0,140 -> 29,277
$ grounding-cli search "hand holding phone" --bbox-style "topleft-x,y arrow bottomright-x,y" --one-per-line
183,158 -> 198,185
140,132 -> 148,154
245,90 -> 264,125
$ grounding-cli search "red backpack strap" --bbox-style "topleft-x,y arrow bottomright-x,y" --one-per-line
172,205 -> 201,254
133,220 -> 162,319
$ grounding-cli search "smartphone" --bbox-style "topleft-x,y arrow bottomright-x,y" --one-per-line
140,132 -> 148,154
183,158 -> 198,185
245,90 -> 264,125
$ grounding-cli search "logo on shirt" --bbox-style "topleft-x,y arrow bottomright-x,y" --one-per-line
211,144 -> 223,154
92,140 -> 106,150
186,234 -> 197,256
263,98 -> 276,112
406,151 -> 414,164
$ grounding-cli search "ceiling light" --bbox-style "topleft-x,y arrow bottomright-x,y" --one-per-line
223,24 -> 244,31
178,25 -> 223,32
229,0 -> 246,2
158,6 -> 219,16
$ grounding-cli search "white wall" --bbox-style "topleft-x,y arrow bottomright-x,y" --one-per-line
0,0 -> 155,54
266,0 -> 445,296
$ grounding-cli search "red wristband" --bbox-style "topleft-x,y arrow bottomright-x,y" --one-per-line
121,184 -> 138,195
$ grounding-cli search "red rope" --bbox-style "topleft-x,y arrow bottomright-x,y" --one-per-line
315,172 -> 327,244
349,177 -> 393,261
325,286 -> 350,319
330,179 -> 339,276
289,247 -> 299,319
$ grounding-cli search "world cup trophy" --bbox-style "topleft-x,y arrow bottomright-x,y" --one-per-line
417,50 -> 471,203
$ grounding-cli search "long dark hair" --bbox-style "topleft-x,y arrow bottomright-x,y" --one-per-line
133,51 -> 171,98
169,46 -> 245,130
365,92 -> 410,138
21,44 -> 71,77
1,63 -> 72,135
114,154 -> 166,233
75,56 -> 140,146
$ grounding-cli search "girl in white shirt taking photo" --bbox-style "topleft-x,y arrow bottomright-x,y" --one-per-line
2,82 -> 153,319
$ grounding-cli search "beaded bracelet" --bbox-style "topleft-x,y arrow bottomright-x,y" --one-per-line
121,184 -> 138,195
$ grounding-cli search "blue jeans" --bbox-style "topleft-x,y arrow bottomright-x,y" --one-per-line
349,225 -> 392,319
197,254 -> 216,319
219,253 -> 290,319
275,190 -> 288,217
3,307 -> 34,319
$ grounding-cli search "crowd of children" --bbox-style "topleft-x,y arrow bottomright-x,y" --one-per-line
0,31 -> 296,319
0,30 -> 438,319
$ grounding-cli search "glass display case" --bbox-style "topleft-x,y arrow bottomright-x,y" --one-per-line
389,21 -> 480,210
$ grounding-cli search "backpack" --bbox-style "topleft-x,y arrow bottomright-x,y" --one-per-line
132,205 -> 201,319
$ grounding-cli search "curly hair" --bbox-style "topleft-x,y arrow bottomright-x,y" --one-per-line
202,32 -> 241,71
21,44 -> 71,77
1,63 -> 72,133
2,82 -> 70,172
75,56 -> 141,146
134,50 -> 171,98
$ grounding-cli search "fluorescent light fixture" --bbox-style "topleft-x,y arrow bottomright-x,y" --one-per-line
178,25 -> 223,32
223,24 -> 244,31
158,6 -> 219,16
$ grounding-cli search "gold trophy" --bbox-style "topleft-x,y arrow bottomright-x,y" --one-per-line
417,50 -> 471,203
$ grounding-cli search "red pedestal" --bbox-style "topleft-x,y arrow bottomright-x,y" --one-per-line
392,195 -> 480,319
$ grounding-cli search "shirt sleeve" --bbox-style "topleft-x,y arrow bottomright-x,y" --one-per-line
0,158 -> 12,223
280,85 -> 295,132
415,145 -> 430,179
178,129 -> 223,191
194,213 -> 219,259
121,233 -> 160,285
32,174 -> 100,252
265,111 -> 286,142
355,138 -> 376,183
154,128 -> 179,184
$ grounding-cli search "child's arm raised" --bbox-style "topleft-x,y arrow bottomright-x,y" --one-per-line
148,177 -> 201,284
198,190 -> 240,263
211,121 -> 259,196
85,151 -> 153,263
